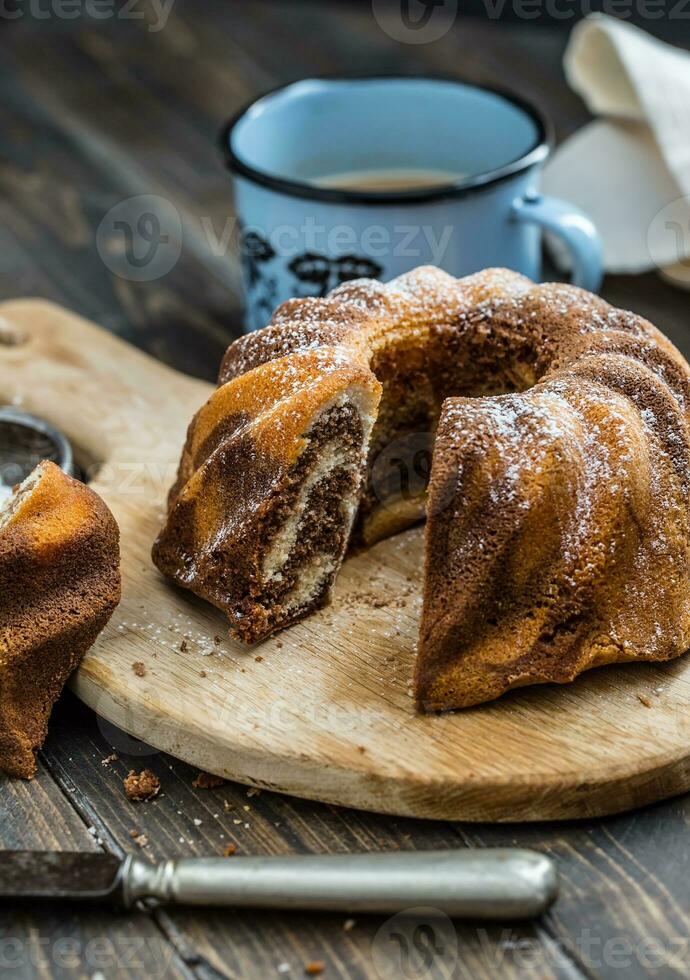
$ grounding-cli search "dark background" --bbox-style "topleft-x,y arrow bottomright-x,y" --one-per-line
1,3 -> 689,979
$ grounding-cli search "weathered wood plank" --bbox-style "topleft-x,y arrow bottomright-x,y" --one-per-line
41,695 -> 579,980
0,761 -> 193,980
0,52 -> 238,378
459,801 -> 690,980
0,762 -> 99,852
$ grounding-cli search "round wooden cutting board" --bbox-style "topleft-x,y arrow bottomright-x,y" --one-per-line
2,298 -> 689,821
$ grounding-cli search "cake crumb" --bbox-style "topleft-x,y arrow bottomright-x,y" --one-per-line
342,919 -> 355,932
246,787 -> 261,797
101,753 -> 118,766
255,655 -> 264,663
637,694 -> 653,708
276,640 -> 284,649
132,661 -> 146,677
199,670 -> 207,678
180,639 -> 188,653
129,829 -> 149,848
305,962 -> 325,976
214,635 -> 222,645
222,843 -> 237,857
223,800 -> 235,812
193,771 -> 226,790
124,769 -> 160,801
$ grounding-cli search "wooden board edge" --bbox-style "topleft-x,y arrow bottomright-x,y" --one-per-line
0,297 -> 213,399
73,670 -> 690,822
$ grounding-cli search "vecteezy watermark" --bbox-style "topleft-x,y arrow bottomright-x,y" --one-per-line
648,194 -> 690,286
476,927 -> 690,972
369,432 -> 434,510
369,918 -> 690,976
372,0 -> 459,44
87,459 -> 180,504
96,194 -> 183,282
93,662 -> 375,755
372,907 -> 459,979
202,216 -> 455,266
0,935 -> 176,975
480,0 -> 690,18
0,0 -> 175,30
94,199 -> 455,286
368,431 -> 461,520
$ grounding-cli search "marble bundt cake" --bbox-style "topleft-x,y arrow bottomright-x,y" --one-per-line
153,267 -> 690,710
0,461 -> 120,778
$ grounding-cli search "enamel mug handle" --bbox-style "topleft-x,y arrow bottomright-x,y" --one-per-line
512,193 -> 603,293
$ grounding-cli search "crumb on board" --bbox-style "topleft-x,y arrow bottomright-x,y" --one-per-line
223,843 -> 237,857
342,919 -> 355,932
255,655 -> 264,663
275,639 -> 283,649
214,635 -> 222,645
101,753 -> 118,766
305,961 -> 325,976
180,639 -> 188,653
199,670 -> 207,678
246,787 -> 261,798
124,769 -> 161,801
223,800 -> 235,812
132,661 -> 146,677
637,694 -> 653,708
129,829 -> 149,848
192,771 -> 226,790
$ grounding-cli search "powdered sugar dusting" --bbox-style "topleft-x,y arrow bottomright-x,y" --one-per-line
163,265 -> 690,680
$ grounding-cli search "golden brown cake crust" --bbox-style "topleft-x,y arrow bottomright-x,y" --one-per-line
0,461 -> 121,778
156,266 -> 690,708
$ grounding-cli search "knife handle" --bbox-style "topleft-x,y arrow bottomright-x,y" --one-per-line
121,848 -> 557,919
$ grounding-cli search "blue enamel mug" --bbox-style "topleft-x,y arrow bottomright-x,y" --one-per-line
222,76 -> 602,332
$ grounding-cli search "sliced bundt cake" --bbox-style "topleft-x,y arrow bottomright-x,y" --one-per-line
0,461 -> 120,778
153,349 -> 381,642
154,267 -> 690,710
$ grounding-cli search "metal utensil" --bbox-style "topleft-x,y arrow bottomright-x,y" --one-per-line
0,407 -> 74,493
0,849 -> 557,918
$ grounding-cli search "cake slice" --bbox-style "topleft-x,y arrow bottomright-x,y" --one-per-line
0,461 -> 120,778
153,348 -> 381,642
416,372 -> 690,710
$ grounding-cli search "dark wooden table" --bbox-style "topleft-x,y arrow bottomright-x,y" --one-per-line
1,3 -> 689,978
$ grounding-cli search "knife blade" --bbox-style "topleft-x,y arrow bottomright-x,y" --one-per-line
0,848 -> 557,919
0,851 -> 123,902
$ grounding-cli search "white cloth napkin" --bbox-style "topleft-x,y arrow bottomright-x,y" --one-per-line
543,14 -> 690,281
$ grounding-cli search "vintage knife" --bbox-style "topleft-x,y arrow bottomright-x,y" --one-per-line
0,849 -> 557,918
